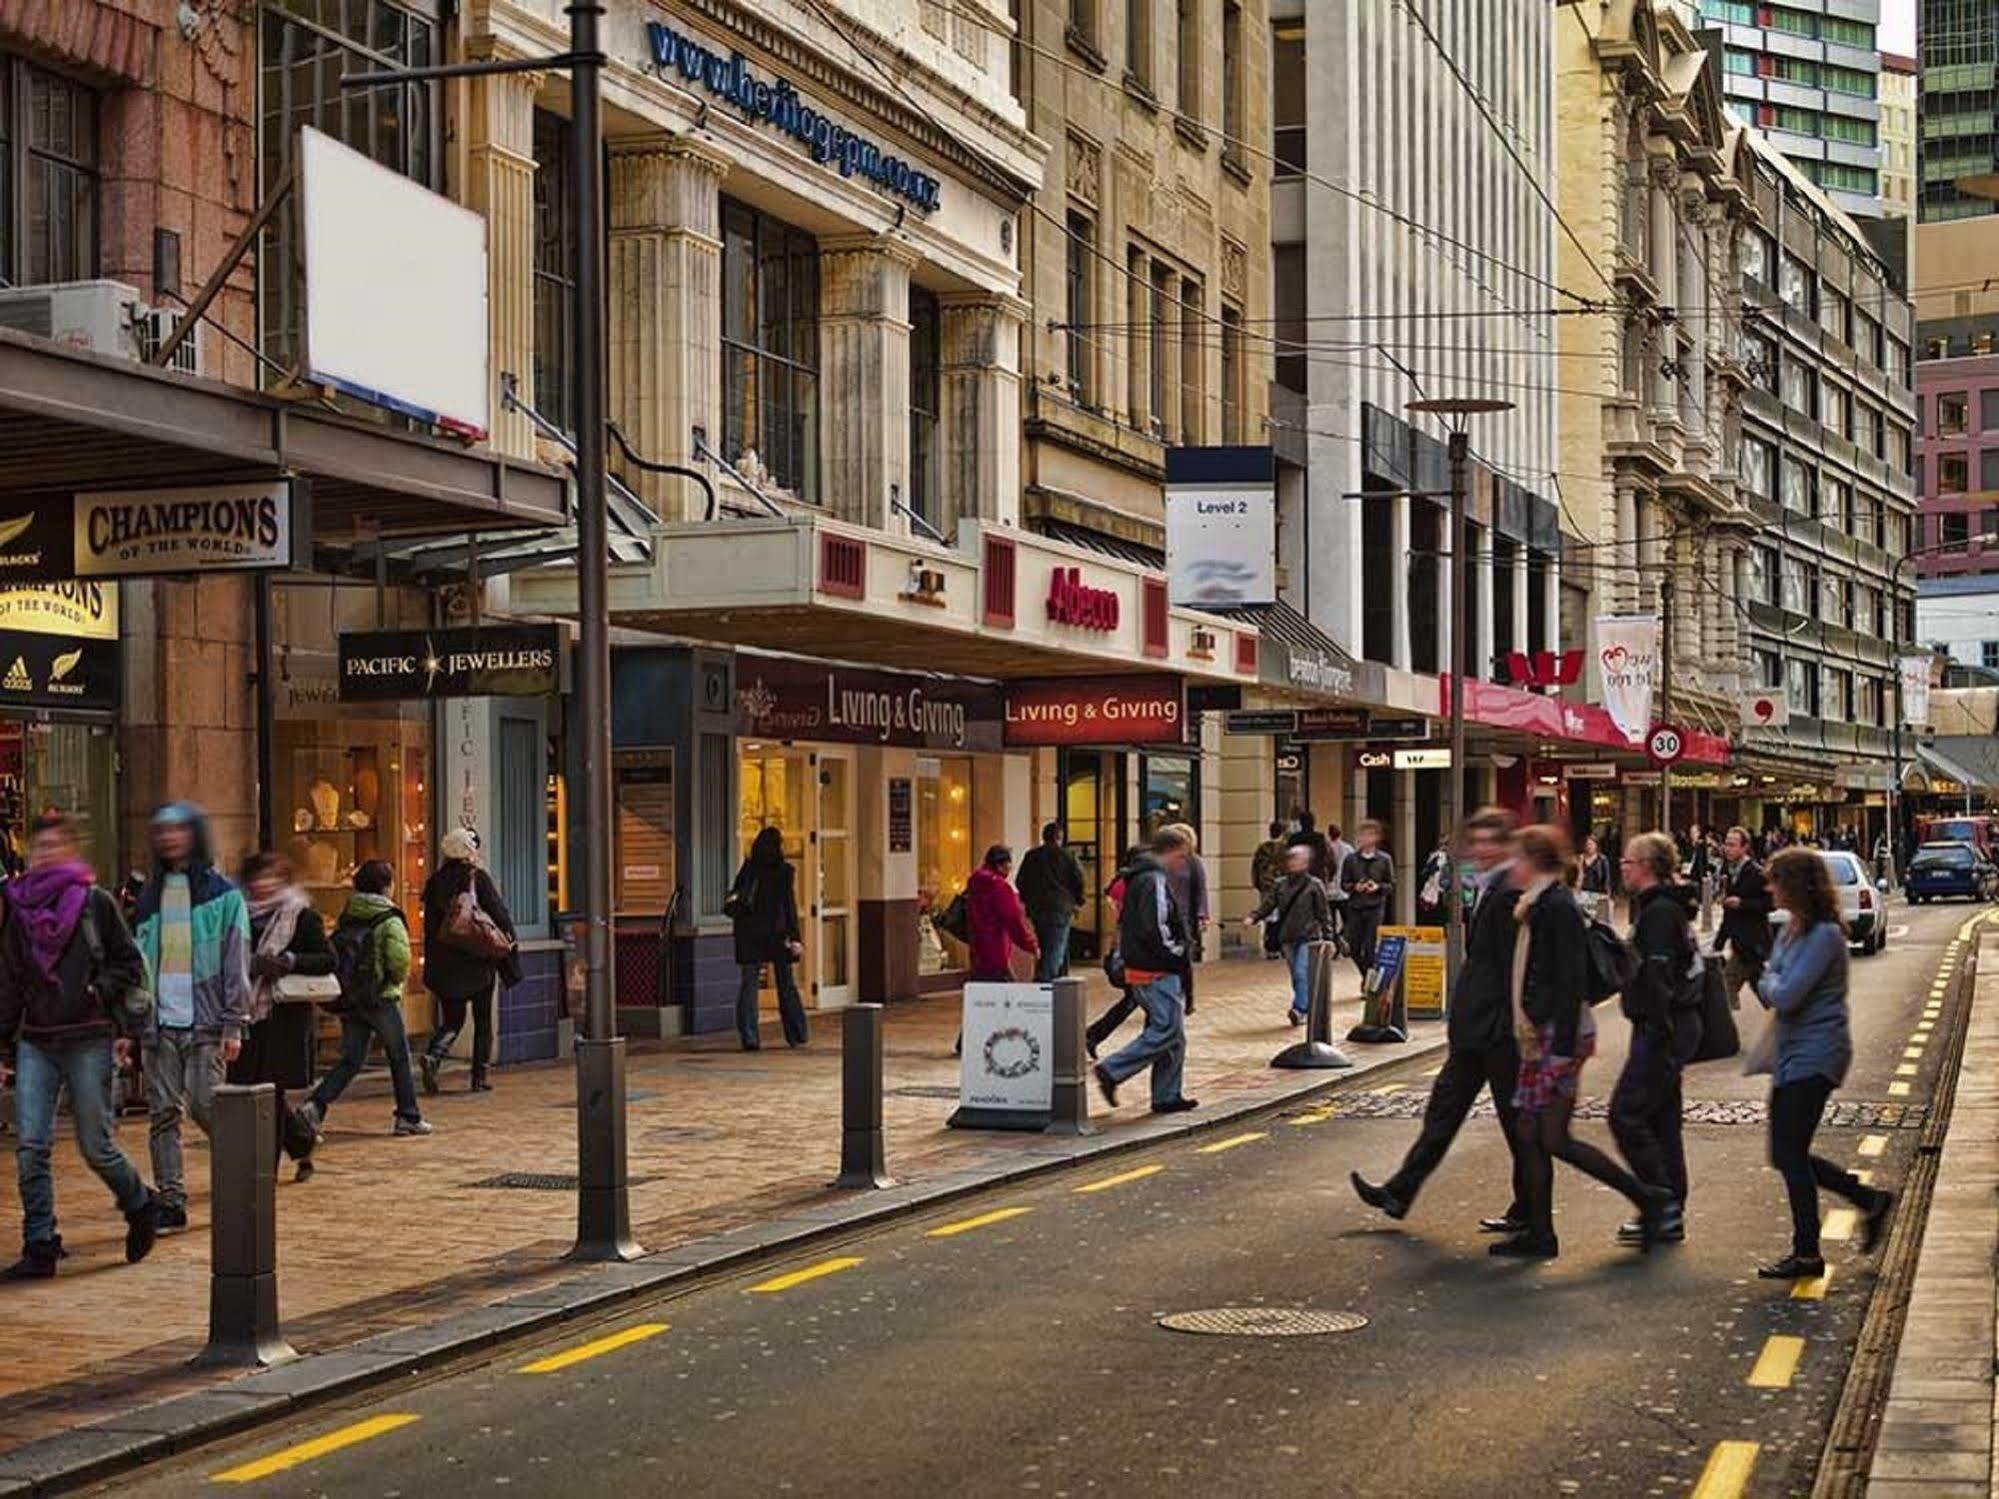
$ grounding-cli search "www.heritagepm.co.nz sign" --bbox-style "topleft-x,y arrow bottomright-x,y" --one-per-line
644,21 -> 942,213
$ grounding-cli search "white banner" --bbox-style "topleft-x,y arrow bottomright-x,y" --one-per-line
1901,654 -> 1932,728
955,982 -> 1053,1122
1740,690 -> 1790,730
1164,475 -> 1276,605
1594,614 -> 1661,745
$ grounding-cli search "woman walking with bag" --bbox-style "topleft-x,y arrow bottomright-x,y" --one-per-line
419,829 -> 518,1095
1494,825 -> 1672,1260
1753,848 -> 1894,1280
231,853 -> 335,1178
728,826 -> 807,1051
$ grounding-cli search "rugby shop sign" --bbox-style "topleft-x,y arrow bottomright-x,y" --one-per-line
0,481 -> 310,582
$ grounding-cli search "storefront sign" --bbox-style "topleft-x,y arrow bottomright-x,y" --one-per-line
1285,649 -> 1354,696
1622,770 -> 1662,787
1164,447 -> 1276,606
0,631 -> 118,712
1563,763 -> 1619,781
0,583 -> 117,640
0,482 -> 310,583
1224,709 -> 1299,737
443,698 -> 493,851
1379,925 -> 1446,1019
1185,684 -> 1243,713
1003,675 -> 1185,747
644,22 -> 941,213
888,777 -> 913,854
1297,709 -> 1431,742
1355,749 -> 1392,770
949,981 -> 1053,1130
1900,654 -> 1932,728
338,624 -> 561,702
1045,566 -> 1120,632
735,657 -> 1001,750
1393,747 -> 1451,770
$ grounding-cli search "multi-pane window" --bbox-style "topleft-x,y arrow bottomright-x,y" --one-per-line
1982,390 -> 1999,432
1940,453 -> 1970,494
1745,331 -> 1779,392
1942,511 -> 1970,545
1177,0 -> 1199,118
259,0 -> 438,381
1221,0 -> 1245,166
531,110 -> 575,434
1982,448 -> 1999,492
1985,641 -> 1999,671
1069,0 -> 1098,51
1752,545 -> 1780,605
908,285 -> 940,527
1743,438 -> 1773,501
1220,303 -> 1244,443
0,59 -> 99,286
1786,656 -> 1817,716
1742,230 -> 1772,286
1780,253 -> 1814,314
1939,391 -> 1970,434
1065,210 -> 1095,405
1271,23 -> 1305,177
1821,14 -> 1873,47
1767,5 -> 1816,36
1756,647 -> 1782,690
1781,454 -> 1815,515
1127,0 -> 1152,88
1820,286 -> 1849,344
1149,263 -> 1171,436
1781,554 -> 1814,614
1822,115 -> 1876,147
720,198 -> 819,497
1822,382 -> 1850,440
1822,63 -> 1875,97
1814,162 -> 1878,195
1781,358 -> 1816,418
1179,276 -> 1202,443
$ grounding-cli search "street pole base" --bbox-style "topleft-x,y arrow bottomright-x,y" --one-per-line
194,1274 -> 296,1369
567,1185 -> 644,1263
833,1169 -> 896,1190
1345,1024 -> 1409,1045
834,1128 -> 893,1190
1271,1040 -> 1353,1070
570,1037 -> 643,1263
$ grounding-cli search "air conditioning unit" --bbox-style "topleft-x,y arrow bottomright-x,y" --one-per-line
0,278 -> 201,373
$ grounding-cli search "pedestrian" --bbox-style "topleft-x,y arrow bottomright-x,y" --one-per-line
1339,820 -> 1393,981
418,828 -> 519,1094
726,826 -> 807,1051
1287,812 -> 1331,886
1351,807 -> 1528,1233
1578,836 -> 1612,897
294,860 -> 430,1142
1416,841 -> 1451,924
965,844 -> 1038,981
1250,820 -> 1290,959
1016,822 -> 1084,983
1753,848 -> 1893,1280
0,812 -> 158,1277
134,802 -> 251,1234
1323,822 -> 1355,955
1162,823 -> 1209,1015
1091,826 -> 1198,1115
1687,824 -> 1712,886
1497,824 -> 1672,1260
1243,844 -> 1332,1025
1714,826 -> 1774,1008
233,852 -> 334,1179
1085,846 -> 1148,1059
1610,832 -> 1698,1245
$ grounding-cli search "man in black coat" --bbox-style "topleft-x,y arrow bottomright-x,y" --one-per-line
1016,822 -> 1085,982
1713,825 -> 1773,1008
1350,806 -> 1529,1232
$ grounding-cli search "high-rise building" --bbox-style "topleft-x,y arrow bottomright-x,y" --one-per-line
1695,0 -> 1887,219
1879,52 -> 1919,241
1918,0 -> 1999,221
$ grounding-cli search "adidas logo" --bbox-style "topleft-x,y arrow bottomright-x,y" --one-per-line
2,657 -> 29,692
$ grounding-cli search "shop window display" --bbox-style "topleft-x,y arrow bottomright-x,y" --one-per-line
917,755 -> 973,975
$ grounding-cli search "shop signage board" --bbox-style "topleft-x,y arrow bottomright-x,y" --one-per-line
1392,747 -> 1451,770
887,777 -> 913,854
1298,710 -> 1430,742
0,583 -> 117,639
1355,749 -> 1392,770
1163,446 -> 1277,607
949,981 -> 1054,1130
1284,649 -> 1354,697
1378,926 -> 1445,1018
0,632 -> 117,712
1622,770 -> 1662,787
1563,763 -> 1619,781
1003,675 -> 1186,747
338,624 -> 562,702
735,656 -> 1003,751
1224,709 -> 1299,736
0,482 -> 310,584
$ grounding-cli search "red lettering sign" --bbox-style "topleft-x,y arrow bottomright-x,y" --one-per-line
1003,674 -> 1185,746
1045,566 -> 1121,632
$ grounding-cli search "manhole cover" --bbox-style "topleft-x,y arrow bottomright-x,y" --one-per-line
467,1172 -> 660,1191
889,1085 -> 962,1099
1157,1308 -> 1368,1338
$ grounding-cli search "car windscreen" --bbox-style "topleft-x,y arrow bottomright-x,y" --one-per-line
1932,822 -> 1981,844
1911,847 -> 1975,870
1822,857 -> 1860,884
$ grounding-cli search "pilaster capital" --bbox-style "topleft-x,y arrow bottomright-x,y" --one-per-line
608,133 -> 729,235
819,232 -> 925,271
937,289 -> 1031,325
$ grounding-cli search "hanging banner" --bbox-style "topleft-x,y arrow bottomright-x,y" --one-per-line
1741,689 -> 1789,730
1594,614 -> 1661,746
1163,446 -> 1277,606
1900,654 -> 1932,728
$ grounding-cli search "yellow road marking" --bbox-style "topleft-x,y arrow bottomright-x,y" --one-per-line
926,1207 -> 1032,1238
518,1322 -> 668,1374
749,1256 -> 864,1293
1855,1170 -> 1874,1187
1747,1335 -> 1805,1389
1197,1132 -> 1268,1154
1889,1082 -> 1911,1097
1903,1046 -> 1925,1060
1691,1441 -> 1760,1499
1822,1208 -> 1858,1242
1077,1164 -> 1164,1193
1792,1267 -> 1832,1300
1858,1134 -> 1887,1157
1288,1111 -> 1333,1127
1896,1063 -> 1919,1077
213,1415 -> 421,1483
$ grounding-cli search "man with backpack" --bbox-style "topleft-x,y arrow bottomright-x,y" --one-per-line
0,813 -> 159,1277
293,860 -> 430,1147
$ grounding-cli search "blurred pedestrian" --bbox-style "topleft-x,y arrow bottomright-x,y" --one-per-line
1162,823 -> 1209,1015
1579,836 -> 1612,897
1092,826 -> 1197,1115
1323,822 -> 1355,956
1243,844 -> 1332,1025
1753,849 -> 1893,1280
1251,820 -> 1290,959
134,802 -> 250,1234
1287,812 -> 1330,885
1715,826 -> 1774,1008
419,829 -> 518,1095
233,852 -> 334,1179
1016,823 -> 1083,982
727,826 -> 806,1051
0,813 -> 157,1277
1339,821 -> 1393,981
1610,833 -> 1698,1245
1086,847 -> 1148,1058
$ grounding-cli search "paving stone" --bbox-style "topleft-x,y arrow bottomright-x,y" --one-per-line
1867,1451 -> 1992,1483
1872,1419 -> 1993,1452
226,1348 -> 417,1400
87,1389 -> 294,1444
0,1425 -> 168,1484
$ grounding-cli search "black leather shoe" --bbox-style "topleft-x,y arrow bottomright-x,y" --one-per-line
1757,1254 -> 1826,1280
1151,1097 -> 1199,1115
1478,1215 -> 1527,1235
1488,1235 -> 1559,1260
1350,1173 -> 1409,1221
124,1194 -> 160,1265
1092,1064 -> 1119,1108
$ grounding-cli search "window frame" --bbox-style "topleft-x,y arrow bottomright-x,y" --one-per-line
718,196 -> 821,499
1,56 -> 101,287
908,283 -> 941,528
1065,208 -> 1096,406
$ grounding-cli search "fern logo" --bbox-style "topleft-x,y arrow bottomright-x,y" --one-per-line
48,648 -> 81,682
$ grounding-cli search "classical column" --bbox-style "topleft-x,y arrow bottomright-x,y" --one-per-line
819,235 -> 920,531
1615,478 -> 1641,614
465,61 -> 543,460
608,137 -> 728,522
938,292 -> 1026,530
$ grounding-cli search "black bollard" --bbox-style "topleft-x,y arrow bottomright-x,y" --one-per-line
834,1004 -> 893,1188
193,1084 -> 296,1369
1271,940 -> 1353,1070
1045,976 -> 1097,1137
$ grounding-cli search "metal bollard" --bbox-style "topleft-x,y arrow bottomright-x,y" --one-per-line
1271,940 -> 1353,1070
193,1085 -> 296,1369
1045,976 -> 1097,1137
834,1004 -> 893,1188
571,1035 -> 643,1263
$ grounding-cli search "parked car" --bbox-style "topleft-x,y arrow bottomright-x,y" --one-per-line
1771,848 -> 1888,955
1905,841 -> 1999,905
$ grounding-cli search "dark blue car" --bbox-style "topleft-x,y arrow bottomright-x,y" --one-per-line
1906,842 -> 1997,903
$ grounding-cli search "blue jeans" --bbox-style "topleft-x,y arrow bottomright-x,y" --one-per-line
309,1003 -> 423,1124
736,960 -> 808,1048
14,1036 -> 148,1246
1032,917 -> 1072,983
1285,942 -> 1312,1020
1099,972 -> 1186,1109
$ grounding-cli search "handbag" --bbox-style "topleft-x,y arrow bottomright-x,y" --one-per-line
446,889 -> 515,960
1683,963 -> 1740,1063
274,972 -> 343,1004
1741,1008 -> 1778,1076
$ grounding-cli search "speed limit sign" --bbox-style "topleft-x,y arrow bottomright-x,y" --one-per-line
1646,724 -> 1687,766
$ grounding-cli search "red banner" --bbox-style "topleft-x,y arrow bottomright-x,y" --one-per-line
1003,675 -> 1186,746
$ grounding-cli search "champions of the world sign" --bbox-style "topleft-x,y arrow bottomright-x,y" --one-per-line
0,482 -> 310,583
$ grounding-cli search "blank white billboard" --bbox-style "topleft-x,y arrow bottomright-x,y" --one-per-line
300,126 -> 490,440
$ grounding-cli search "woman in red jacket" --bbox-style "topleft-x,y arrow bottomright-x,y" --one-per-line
964,845 -> 1038,981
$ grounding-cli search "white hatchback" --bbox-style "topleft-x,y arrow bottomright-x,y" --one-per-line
1768,849 -> 1886,956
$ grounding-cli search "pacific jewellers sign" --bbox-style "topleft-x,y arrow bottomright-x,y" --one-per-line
644,22 -> 942,213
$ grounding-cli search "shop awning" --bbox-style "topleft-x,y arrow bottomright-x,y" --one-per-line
0,329 -> 567,536
1917,738 -> 1999,794
1443,675 -> 1734,766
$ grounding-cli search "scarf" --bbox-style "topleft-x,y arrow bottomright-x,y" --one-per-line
247,885 -> 310,1024
1509,876 -> 1556,1057
5,860 -> 96,985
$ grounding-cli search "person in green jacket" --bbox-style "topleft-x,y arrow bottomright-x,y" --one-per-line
295,860 -> 430,1142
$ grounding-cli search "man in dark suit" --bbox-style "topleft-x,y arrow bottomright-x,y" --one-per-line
1714,825 -> 1774,1007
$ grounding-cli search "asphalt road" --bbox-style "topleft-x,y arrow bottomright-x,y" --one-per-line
111,899 -> 1986,1499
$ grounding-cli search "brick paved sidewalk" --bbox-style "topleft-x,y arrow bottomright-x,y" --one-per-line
0,955 -> 1422,1457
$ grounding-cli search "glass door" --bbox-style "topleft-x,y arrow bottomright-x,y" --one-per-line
739,746 -> 812,1017
815,750 -> 856,1007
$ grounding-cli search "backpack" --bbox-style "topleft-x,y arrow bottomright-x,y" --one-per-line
1584,919 -> 1640,1001
329,907 -> 402,1011
933,889 -> 970,943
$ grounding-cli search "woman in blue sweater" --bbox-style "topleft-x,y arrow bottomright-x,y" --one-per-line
1755,849 -> 1894,1280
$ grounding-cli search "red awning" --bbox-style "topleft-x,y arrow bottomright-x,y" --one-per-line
1441,677 -> 1732,766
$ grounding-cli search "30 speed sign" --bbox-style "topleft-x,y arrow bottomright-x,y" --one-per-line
1646,724 -> 1687,766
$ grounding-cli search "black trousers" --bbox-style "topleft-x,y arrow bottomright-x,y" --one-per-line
1770,1075 -> 1873,1258
1087,990 -> 1138,1053
1609,1035 -> 1688,1205
1345,906 -> 1383,980
1516,1088 -> 1651,1247
426,989 -> 493,1076
1384,1042 -> 1527,1219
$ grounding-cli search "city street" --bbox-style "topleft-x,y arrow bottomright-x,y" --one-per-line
107,899 -> 1980,1498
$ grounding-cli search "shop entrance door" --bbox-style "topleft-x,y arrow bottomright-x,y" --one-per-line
1060,749 -> 1126,961
813,750 -> 856,1008
740,747 -> 813,1022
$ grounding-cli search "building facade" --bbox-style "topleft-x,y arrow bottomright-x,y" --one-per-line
1877,50 -> 1917,255
1917,0 -> 1998,221
1913,351 -> 1999,575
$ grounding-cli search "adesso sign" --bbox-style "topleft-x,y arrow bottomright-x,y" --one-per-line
644,22 -> 942,214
